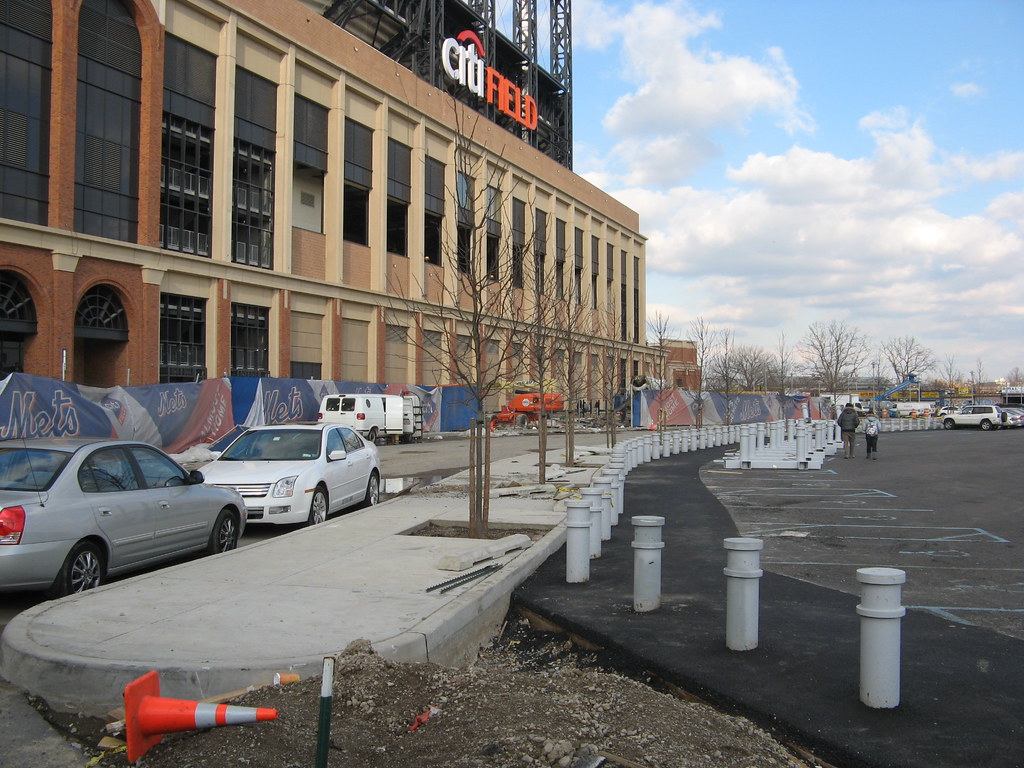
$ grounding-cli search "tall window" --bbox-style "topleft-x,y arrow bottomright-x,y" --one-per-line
0,0 -> 51,224
159,293 -> 205,382
555,219 -> 566,300
591,235 -> 600,309
511,198 -> 525,289
161,36 -> 215,257
423,157 -> 444,266
573,227 -> 583,305
485,185 -> 500,281
343,118 -> 371,245
534,210 -> 547,295
293,96 -> 328,234
620,250 -> 627,341
233,69 -> 275,269
633,255 -> 640,343
75,0 -> 140,242
230,302 -> 269,377
456,171 -> 473,275
386,139 -> 410,256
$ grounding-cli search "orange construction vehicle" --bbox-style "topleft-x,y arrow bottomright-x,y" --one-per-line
490,392 -> 565,429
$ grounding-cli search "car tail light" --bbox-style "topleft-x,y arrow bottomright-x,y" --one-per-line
0,505 -> 25,545
356,412 -> 366,420
316,412 -> 323,420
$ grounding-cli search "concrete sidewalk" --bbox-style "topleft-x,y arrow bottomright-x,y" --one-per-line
0,448 -> 609,718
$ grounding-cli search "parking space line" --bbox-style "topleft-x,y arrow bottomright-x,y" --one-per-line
718,488 -> 897,498
740,523 -> 1009,543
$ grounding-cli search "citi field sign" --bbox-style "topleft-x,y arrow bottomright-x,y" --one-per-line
441,30 -> 538,131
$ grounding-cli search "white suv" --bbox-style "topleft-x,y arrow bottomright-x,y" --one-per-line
942,405 -> 1008,431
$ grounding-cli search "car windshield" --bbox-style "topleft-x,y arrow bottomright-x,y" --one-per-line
0,447 -> 70,491
219,430 -> 322,461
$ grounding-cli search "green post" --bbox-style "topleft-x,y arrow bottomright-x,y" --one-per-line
315,656 -> 335,768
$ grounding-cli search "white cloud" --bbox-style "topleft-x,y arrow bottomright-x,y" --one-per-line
575,0 -> 814,186
947,152 -> 1024,183
951,81 -> 982,98
573,0 -> 1024,376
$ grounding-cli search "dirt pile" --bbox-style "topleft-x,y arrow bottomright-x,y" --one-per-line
49,614 -> 810,768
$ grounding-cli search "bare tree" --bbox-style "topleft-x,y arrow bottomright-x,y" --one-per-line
1007,367 -> 1024,385
706,328 -> 738,423
647,311 -> 675,434
689,317 -> 719,426
385,114 -> 533,537
938,354 -> 961,388
880,336 -> 936,382
733,344 -> 773,392
799,320 -> 869,394
550,282 -> 599,468
774,331 -> 796,395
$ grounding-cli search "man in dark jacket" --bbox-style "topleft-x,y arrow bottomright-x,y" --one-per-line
837,403 -> 860,458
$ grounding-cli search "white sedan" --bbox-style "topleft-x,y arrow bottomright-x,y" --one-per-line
200,424 -> 380,525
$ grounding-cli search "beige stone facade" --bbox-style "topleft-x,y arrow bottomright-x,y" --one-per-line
0,0 -> 650,396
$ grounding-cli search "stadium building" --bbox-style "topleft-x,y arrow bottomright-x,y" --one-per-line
0,0 -> 650,402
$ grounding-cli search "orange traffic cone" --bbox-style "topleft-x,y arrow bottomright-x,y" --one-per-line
124,670 -> 277,763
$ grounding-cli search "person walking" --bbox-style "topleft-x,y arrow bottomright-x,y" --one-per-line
863,408 -> 882,459
837,403 -> 860,459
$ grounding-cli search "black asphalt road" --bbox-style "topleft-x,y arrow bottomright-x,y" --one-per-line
515,432 -> 1024,768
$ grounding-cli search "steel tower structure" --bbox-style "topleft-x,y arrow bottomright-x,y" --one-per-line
320,0 -> 573,168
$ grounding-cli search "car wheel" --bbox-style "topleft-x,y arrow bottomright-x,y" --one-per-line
980,419 -> 993,431
515,413 -> 528,427
49,541 -> 104,598
207,509 -> 239,555
943,419 -> 956,430
307,486 -> 329,526
361,470 -> 380,508
366,427 -> 379,443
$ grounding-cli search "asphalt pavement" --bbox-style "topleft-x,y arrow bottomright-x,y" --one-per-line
515,433 -> 1024,768
2,426 -> 1021,767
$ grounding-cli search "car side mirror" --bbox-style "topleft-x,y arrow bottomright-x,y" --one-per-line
188,469 -> 205,484
328,449 -> 348,462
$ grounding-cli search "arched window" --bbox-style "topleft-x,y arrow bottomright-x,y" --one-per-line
0,271 -> 36,376
74,0 -> 140,242
75,284 -> 128,341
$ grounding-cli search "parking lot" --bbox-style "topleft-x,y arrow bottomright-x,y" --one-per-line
2,427 -> 1020,642
704,427 -> 1023,639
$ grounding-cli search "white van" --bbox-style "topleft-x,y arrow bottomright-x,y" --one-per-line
317,393 -> 423,443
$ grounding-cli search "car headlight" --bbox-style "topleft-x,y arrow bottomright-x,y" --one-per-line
272,476 -> 298,498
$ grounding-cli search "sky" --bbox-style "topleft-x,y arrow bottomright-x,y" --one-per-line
509,0 -> 1024,383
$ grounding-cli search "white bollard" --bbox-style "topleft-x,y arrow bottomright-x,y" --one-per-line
857,567 -> 906,709
593,476 -> 613,540
565,499 -> 592,583
642,436 -> 653,463
632,516 -> 665,612
604,474 -> 623,526
724,538 -> 763,651
581,487 -> 604,557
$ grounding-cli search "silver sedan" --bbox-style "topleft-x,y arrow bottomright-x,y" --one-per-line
0,439 -> 246,596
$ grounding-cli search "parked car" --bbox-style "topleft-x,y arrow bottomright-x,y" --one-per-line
1000,407 -> 1024,428
0,439 -> 246,596
935,405 -> 960,418
942,405 -> 1008,431
200,423 -> 380,526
